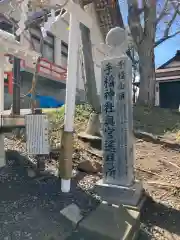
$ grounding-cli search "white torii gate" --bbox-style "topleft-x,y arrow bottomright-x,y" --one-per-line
1,0 -> 93,193
47,0 -> 93,192
0,29 -> 40,167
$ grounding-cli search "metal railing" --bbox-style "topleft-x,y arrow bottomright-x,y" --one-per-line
4,55 -> 67,94
21,58 -> 67,81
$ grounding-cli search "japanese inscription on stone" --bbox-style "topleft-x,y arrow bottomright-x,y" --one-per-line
101,61 -> 116,182
101,56 -> 134,186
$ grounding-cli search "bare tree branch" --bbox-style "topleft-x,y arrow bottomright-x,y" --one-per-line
155,1 -> 179,47
164,8 -> 178,37
156,0 -> 169,26
127,0 -> 144,47
155,30 -> 180,47
170,0 -> 180,14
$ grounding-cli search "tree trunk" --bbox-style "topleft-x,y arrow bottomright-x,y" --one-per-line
127,1 -> 156,106
138,42 -> 156,106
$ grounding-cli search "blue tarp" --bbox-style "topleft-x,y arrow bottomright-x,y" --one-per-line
27,94 -> 64,108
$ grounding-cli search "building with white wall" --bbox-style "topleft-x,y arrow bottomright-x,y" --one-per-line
0,0 -> 123,109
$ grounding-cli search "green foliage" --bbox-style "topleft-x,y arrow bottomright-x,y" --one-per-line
44,104 -> 92,125
75,104 -> 93,122
45,104 -> 92,148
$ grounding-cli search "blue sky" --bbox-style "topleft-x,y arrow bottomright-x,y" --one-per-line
118,1 -> 180,68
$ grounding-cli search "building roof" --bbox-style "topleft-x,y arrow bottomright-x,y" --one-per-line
156,51 -> 180,83
157,50 -> 180,69
134,50 -> 180,86
82,0 -> 124,38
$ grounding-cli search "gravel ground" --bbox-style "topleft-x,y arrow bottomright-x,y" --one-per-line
1,137 -> 99,240
2,135 -> 180,240
0,166 -> 99,240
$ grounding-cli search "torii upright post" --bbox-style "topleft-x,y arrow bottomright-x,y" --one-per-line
49,0 -> 92,192
59,13 -> 80,193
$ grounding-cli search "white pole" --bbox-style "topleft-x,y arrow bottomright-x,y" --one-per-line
61,13 -> 79,192
0,52 -> 5,167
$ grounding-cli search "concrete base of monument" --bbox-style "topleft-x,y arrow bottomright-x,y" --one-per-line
78,202 -> 140,240
94,179 -> 145,210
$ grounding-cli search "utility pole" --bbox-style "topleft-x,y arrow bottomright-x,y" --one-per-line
12,24 -> 21,115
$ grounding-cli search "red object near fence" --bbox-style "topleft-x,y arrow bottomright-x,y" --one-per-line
4,54 -> 67,95
4,71 -> 13,95
21,58 -> 67,82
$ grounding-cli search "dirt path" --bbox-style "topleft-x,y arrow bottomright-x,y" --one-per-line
75,139 -> 180,240
136,140 -> 180,205
134,140 -> 180,239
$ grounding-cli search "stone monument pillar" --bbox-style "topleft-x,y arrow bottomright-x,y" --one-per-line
95,27 -> 144,208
